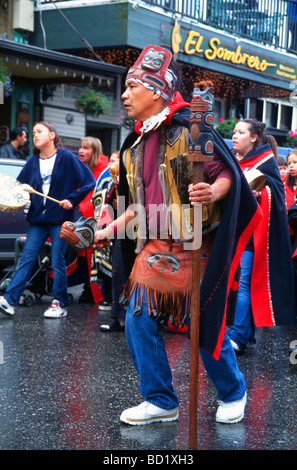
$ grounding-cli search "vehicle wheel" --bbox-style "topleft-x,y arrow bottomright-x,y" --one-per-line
0,278 -> 11,293
24,295 -> 34,307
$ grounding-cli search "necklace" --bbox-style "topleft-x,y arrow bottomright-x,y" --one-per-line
132,107 -> 170,148
39,151 -> 57,159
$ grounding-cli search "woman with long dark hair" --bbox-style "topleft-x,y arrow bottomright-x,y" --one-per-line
228,119 -> 295,353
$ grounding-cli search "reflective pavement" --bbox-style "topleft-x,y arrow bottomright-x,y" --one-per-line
0,287 -> 296,451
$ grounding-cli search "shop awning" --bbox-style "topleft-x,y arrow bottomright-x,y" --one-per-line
0,38 -> 126,84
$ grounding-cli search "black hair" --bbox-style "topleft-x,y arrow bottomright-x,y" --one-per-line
32,121 -> 63,154
278,156 -> 287,166
241,119 -> 267,147
10,127 -> 26,140
286,150 -> 297,187
241,119 -> 279,160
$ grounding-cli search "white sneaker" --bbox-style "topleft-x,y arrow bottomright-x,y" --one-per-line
230,339 -> 242,353
120,401 -> 179,426
98,301 -> 112,311
43,299 -> 67,318
216,392 -> 247,424
0,296 -> 15,316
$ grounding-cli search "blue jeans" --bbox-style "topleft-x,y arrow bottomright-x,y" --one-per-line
5,224 -> 69,307
125,288 -> 246,410
228,250 -> 256,351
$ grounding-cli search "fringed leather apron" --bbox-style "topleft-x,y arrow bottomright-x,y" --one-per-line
122,124 -> 221,325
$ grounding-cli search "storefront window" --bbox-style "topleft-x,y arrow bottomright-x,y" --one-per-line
248,98 -> 263,121
214,98 -> 226,123
279,104 -> 292,130
265,101 -> 278,128
246,98 -> 295,136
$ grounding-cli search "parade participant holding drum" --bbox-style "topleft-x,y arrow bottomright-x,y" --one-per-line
0,121 -> 95,319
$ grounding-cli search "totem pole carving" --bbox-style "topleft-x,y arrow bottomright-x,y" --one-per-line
188,81 -> 214,162
188,81 -> 214,450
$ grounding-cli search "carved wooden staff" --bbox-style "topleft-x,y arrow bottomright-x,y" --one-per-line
109,164 -> 119,200
187,81 -> 214,449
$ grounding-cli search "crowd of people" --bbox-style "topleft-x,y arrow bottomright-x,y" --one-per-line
0,44 -> 296,428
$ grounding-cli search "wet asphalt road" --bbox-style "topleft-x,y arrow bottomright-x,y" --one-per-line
0,285 -> 296,452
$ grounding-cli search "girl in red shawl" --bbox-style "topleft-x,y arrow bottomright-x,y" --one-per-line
284,150 -> 297,310
284,150 -> 297,212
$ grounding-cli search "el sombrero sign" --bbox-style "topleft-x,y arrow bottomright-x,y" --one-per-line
163,21 -> 297,84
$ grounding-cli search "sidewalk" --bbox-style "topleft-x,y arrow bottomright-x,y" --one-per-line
0,291 -> 296,450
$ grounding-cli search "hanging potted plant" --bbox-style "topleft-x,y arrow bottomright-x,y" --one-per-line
120,109 -> 135,131
74,87 -> 112,117
285,129 -> 297,148
0,58 -> 14,97
215,117 -> 238,138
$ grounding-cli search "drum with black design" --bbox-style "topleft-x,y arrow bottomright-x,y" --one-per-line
0,172 -> 30,213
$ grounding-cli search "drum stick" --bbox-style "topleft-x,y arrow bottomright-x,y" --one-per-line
22,185 -> 62,204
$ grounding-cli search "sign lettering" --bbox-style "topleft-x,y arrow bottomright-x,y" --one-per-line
164,23 -> 297,82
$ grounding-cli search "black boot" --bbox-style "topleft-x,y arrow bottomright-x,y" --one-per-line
78,284 -> 94,303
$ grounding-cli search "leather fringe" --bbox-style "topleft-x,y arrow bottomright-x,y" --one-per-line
123,277 -> 191,324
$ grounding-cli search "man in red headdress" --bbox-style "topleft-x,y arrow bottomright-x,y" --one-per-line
93,45 -> 261,426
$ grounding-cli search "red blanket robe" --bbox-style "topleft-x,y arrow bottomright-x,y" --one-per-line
239,145 -> 295,327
